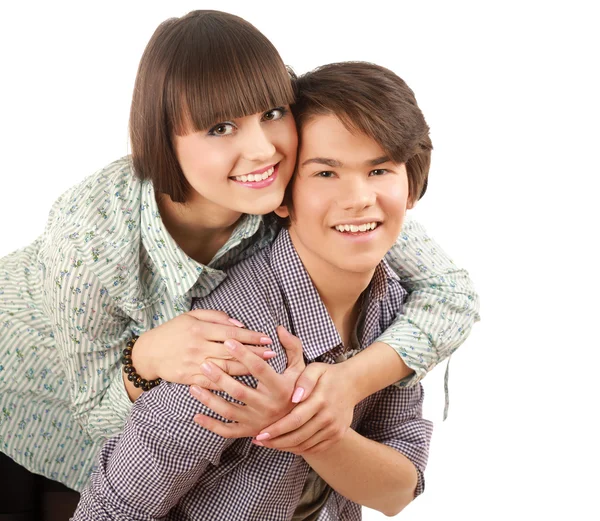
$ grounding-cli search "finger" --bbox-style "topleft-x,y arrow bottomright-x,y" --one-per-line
294,438 -> 335,456
192,342 -> 275,364
194,414 -> 253,439
187,308 -> 244,328
291,363 -> 328,403
255,399 -> 319,441
223,340 -> 282,390
192,322 -> 272,346
257,414 -> 325,450
209,358 -> 251,376
276,326 -> 305,371
189,386 -> 244,422
200,361 -> 260,406
189,376 -> 221,391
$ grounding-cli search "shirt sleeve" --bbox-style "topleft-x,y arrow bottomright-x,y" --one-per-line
356,383 -> 433,498
40,237 -> 134,444
73,381 -> 242,520
381,216 -> 480,386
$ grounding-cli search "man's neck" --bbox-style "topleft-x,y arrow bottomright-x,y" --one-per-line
288,229 -> 374,345
157,192 -> 242,265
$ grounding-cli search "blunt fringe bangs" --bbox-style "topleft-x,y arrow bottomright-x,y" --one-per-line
130,10 -> 295,202
291,62 -> 432,202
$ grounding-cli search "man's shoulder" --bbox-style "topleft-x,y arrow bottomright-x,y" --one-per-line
194,243 -> 285,328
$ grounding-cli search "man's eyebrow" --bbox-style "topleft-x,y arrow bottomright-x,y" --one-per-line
301,157 -> 342,167
301,156 -> 391,168
368,156 -> 391,166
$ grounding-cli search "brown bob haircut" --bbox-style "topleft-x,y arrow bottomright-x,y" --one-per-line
130,10 -> 295,202
290,62 -> 432,204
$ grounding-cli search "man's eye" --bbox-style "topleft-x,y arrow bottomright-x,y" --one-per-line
262,107 -> 287,121
208,123 -> 235,136
370,169 -> 388,176
316,171 -> 335,178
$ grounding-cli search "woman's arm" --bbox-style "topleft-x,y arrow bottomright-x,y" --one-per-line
41,238 -> 135,443
381,216 -> 480,385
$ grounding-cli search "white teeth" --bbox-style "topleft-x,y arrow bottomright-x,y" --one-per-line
232,166 -> 275,183
334,222 -> 379,233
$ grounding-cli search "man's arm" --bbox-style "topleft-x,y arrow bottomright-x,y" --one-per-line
301,384 -> 432,517
73,382 -> 240,520
382,216 -> 480,385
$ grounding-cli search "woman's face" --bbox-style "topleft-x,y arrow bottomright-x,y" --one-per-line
174,106 -> 298,216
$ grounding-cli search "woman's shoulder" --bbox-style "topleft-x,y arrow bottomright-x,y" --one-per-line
38,156 -> 152,310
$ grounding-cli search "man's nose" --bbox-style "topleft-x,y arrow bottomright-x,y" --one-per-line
339,177 -> 376,211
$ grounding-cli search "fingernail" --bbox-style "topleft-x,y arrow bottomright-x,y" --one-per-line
194,414 -> 205,426
263,350 -> 277,359
252,440 -> 264,447
256,433 -> 271,441
224,340 -> 237,351
260,337 -> 272,345
292,387 -> 305,403
190,386 -> 203,398
201,363 -> 212,375
228,318 -> 244,328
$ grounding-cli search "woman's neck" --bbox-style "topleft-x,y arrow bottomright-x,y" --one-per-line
157,192 -> 242,265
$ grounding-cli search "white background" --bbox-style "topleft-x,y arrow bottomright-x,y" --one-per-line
0,1 -> 598,519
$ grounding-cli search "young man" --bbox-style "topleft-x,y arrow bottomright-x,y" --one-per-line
73,62 -> 436,520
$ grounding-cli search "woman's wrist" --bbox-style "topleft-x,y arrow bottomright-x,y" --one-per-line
130,332 -> 160,381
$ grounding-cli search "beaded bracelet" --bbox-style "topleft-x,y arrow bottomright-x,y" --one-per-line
121,336 -> 162,392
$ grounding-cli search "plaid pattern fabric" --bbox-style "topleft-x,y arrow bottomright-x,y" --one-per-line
73,229 -> 433,520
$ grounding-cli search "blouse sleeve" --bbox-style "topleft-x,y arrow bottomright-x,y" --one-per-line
40,236 -> 134,444
380,216 -> 480,387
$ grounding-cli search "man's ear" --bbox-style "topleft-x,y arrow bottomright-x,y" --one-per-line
274,205 -> 290,219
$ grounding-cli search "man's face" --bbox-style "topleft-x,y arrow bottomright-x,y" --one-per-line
280,114 -> 412,276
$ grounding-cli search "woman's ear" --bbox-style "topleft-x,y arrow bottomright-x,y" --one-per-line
274,205 -> 290,219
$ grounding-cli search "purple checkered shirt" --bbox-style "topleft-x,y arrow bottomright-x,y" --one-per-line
73,229 -> 433,520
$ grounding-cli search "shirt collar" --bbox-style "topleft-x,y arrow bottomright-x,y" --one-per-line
140,180 -> 263,300
271,229 -> 399,361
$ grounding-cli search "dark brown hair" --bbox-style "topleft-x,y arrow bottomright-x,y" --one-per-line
291,62 -> 432,203
129,10 -> 295,202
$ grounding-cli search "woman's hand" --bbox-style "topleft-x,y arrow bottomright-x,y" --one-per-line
252,361 -> 358,455
128,310 -> 275,397
190,326 -> 306,438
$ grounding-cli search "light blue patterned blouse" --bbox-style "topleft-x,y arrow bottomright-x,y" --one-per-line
0,156 -> 479,490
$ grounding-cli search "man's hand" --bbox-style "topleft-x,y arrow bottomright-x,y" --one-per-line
190,326 -> 305,438
252,361 -> 358,455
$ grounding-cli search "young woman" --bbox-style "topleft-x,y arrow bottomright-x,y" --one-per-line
0,9 -> 479,520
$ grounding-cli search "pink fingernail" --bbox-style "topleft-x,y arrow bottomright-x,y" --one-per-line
224,340 -> 237,351
292,387 -> 305,403
201,363 -> 212,375
260,337 -> 272,345
256,433 -> 271,441
228,318 -> 244,328
263,350 -> 277,359
190,386 -> 203,398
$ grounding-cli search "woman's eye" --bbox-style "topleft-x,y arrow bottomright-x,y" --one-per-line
208,123 -> 235,136
370,169 -> 388,176
316,171 -> 335,178
262,107 -> 287,121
